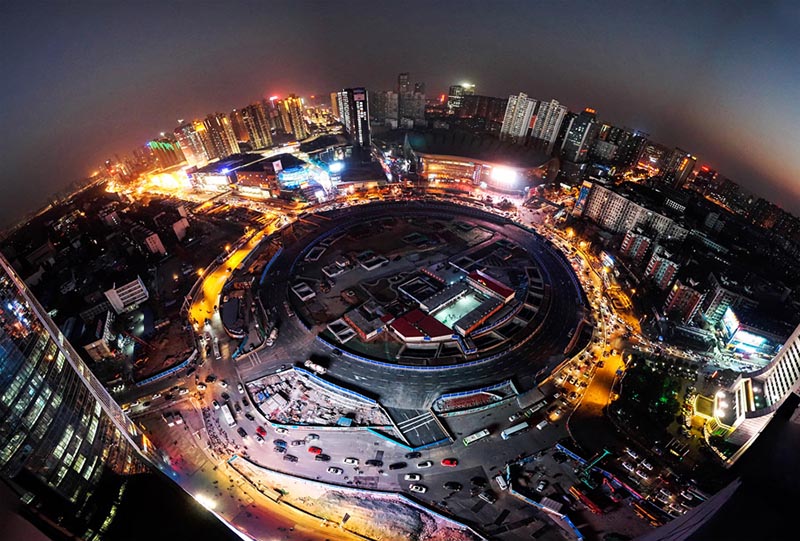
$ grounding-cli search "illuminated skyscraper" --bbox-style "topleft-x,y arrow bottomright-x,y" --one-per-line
240,102 -> 273,149
335,88 -> 371,150
228,109 -> 250,142
560,108 -> 599,163
174,121 -> 210,166
499,92 -> 537,144
202,113 -> 240,159
277,95 -> 308,140
0,255 -> 151,537
330,92 -> 340,120
661,148 -> 696,188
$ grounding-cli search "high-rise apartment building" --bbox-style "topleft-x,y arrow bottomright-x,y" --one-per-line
663,278 -> 705,324
370,90 -> 399,125
619,228 -> 652,266
174,121 -> 210,166
397,72 -> 411,94
560,108 -> 599,163
644,246 -> 680,289
202,113 -> 239,159
240,102 -> 273,149
615,131 -> 647,168
399,91 -> 426,123
0,255 -> 150,536
330,92 -> 340,120
661,147 -> 696,188
529,99 -> 567,153
277,95 -> 308,140
228,109 -> 249,142
499,92 -> 537,144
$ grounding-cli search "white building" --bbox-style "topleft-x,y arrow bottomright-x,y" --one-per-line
499,92 -> 537,144
529,99 -> 567,153
579,181 -> 688,241
104,276 -> 149,314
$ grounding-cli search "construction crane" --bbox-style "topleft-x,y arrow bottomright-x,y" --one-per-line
121,330 -> 152,351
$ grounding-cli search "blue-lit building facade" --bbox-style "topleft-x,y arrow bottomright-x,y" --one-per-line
0,255 -> 151,538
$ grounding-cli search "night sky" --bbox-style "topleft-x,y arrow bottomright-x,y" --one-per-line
2,0 -> 799,225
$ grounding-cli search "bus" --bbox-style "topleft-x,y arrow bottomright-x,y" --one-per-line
220,403 -> 236,427
501,422 -> 529,440
463,428 -> 491,447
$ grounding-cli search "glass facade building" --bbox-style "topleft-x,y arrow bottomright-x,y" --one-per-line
0,254 -> 151,538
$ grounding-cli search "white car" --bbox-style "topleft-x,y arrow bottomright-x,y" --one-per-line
327,467 -> 343,475
237,383 -> 244,394
220,380 -> 228,388
409,484 -> 427,494
343,457 -> 359,466
404,473 -> 421,481
274,427 -> 288,434
197,383 -> 207,391
306,434 -> 320,441
417,461 -> 433,469
622,461 -> 634,472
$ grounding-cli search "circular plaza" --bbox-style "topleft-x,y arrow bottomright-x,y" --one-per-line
258,200 -> 588,404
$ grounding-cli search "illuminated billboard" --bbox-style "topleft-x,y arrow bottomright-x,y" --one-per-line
722,307 -> 740,338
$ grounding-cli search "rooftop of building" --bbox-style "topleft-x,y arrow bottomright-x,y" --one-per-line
299,134 -> 349,154
401,130 -> 551,169
193,153 -> 269,175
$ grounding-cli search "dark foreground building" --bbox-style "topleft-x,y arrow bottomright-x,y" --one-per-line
0,254 -> 152,539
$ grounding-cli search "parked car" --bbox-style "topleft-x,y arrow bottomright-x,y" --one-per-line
441,458 -> 458,467
417,461 -> 433,469
343,457 -> 359,466
404,473 -> 421,481
388,462 -> 407,470
536,480 -> 548,492
327,467 -> 343,475
283,454 -> 298,463
404,451 -> 422,459
308,446 -> 322,455
409,484 -> 427,494
444,482 -> 462,491
236,427 -> 247,438
365,459 -> 383,467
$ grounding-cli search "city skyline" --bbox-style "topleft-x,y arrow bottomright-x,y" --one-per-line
2,1 -> 800,226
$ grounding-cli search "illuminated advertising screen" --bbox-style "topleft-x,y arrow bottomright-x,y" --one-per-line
278,168 -> 309,188
722,307 -> 740,338
731,330 -> 767,348
573,181 -> 592,215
